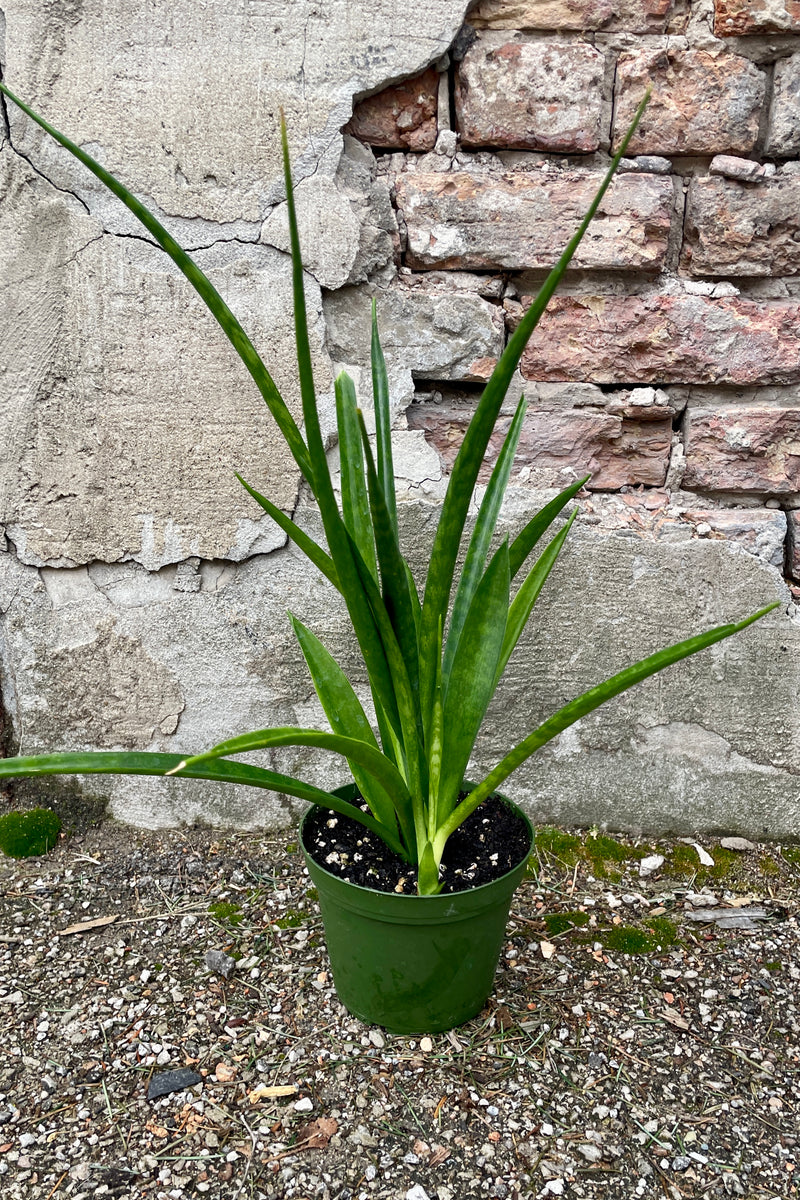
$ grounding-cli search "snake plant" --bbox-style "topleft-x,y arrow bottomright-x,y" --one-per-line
0,84 -> 778,892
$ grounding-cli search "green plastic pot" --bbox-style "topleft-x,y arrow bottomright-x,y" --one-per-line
300,784 -> 533,1034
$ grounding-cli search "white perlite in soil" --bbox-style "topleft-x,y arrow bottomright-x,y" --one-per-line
1,821 -> 798,1200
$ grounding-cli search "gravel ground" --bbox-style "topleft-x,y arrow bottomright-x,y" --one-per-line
1,818 -> 798,1200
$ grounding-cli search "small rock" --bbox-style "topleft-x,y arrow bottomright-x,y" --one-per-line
720,837 -> 756,852
147,1068 -> 203,1100
405,1186 -> 431,1200
618,155 -> 672,174
577,1143 -> 603,1163
294,1096 -> 313,1112
639,855 -> 664,878
419,1036 -> 433,1053
689,842 -> 715,867
368,1030 -> 385,1049
673,1156 -> 692,1171
204,949 -> 236,979
709,154 -> 764,181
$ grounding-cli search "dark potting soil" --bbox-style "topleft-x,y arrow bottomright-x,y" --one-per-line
303,793 -> 531,895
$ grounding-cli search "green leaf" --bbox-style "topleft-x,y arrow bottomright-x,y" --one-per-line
336,372 -> 377,581
0,83 -> 313,484
175,724 -> 411,855
0,750 -> 400,844
495,508 -> 578,683
358,410 -> 420,700
236,473 -> 339,588
437,541 -> 510,821
290,614 -> 415,853
417,841 -> 442,896
371,302 -> 398,540
436,600 -> 781,845
417,89 -> 652,735
508,475 -> 589,580
444,393 -> 527,682
347,529 -> 428,810
280,115 -> 327,498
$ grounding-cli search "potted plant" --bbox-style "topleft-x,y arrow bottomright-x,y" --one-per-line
0,84 -> 778,1032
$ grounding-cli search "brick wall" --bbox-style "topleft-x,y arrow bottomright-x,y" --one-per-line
345,0 -> 800,591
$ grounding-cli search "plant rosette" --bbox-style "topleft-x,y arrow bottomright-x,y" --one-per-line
302,785 -> 533,1034
0,84 -> 779,1032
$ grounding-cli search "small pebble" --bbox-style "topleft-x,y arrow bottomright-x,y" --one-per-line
204,949 -> 237,979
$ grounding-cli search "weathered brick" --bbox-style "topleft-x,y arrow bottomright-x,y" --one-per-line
581,492 -> 786,568
766,55 -> 800,158
468,0 -> 674,32
714,0 -> 800,35
516,293 -> 800,385
684,408 -> 800,495
406,396 -> 672,489
614,49 -> 765,156
396,169 -> 673,271
325,273 -> 505,383
346,68 -> 439,152
683,173 -> 800,276
455,37 -> 604,152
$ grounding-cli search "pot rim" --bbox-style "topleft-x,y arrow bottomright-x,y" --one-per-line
299,782 -> 534,904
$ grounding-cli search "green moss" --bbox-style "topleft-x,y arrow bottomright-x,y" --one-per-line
662,843 -> 749,887
0,808 -> 61,858
604,925 -> 652,954
763,961 -> 782,972
207,901 -> 244,926
544,910 -> 590,937
781,846 -> 800,868
602,915 -> 678,955
275,909 -> 305,929
285,842 -> 298,854
646,915 -> 678,949
533,828 -> 582,867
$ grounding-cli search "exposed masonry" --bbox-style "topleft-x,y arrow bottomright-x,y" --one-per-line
343,0 -> 800,597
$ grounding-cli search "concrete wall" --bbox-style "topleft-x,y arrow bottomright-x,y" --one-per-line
1,0 -> 799,838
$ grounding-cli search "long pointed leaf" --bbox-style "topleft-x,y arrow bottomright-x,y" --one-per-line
371,302 -> 398,539
0,750 -> 399,843
336,373 -> 377,580
0,84 -> 313,483
438,541 -> 510,821
418,89 -> 653,737
174,725 -> 411,854
347,529 -> 427,808
509,475 -> 590,579
495,508 -> 579,684
290,615 -> 415,852
358,410 -> 420,699
236,473 -> 339,587
444,394 -> 527,682
435,600 -> 780,848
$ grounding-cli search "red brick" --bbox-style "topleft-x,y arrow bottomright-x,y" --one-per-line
396,169 -> 673,271
455,38 -> 604,152
614,49 -> 765,156
346,68 -> 438,152
683,173 -> 800,277
714,0 -> 800,35
515,293 -> 800,386
406,398 -> 672,489
469,0 -> 674,33
684,408 -> 800,495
